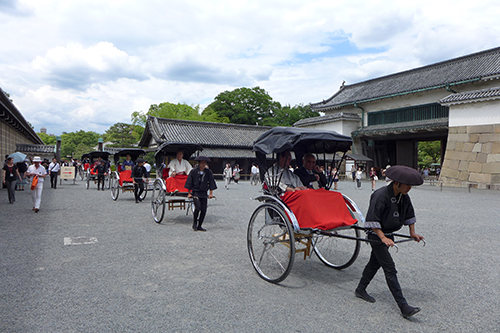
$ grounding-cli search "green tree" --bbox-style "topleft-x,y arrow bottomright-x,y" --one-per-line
37,132 -> 57,145
103,122 -> 140,147
61,130 -> 101,158
132,102 -> 204,127
418,141 -> 441,168
204,87 -> 281,125
264,104 -> 319,126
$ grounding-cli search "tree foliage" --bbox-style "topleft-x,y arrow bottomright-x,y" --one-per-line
263,104 -> 319,127
37,132 -> 57,145
131,102 -> 229,128
204,87 -> 282,125
418,140 -> 441,168
103,122 -> 142,147
61,130 -> 101,158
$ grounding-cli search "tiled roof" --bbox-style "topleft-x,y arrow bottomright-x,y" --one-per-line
16,144 -> 55,153
200,148 -> 257,159
312,46 -> 500,111
139,116 -> 272,148
293,112 -> 360,127
352,118 -> 448,137
440,86 -> 500,105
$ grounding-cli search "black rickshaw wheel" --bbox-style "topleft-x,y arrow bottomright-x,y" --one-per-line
247,203 -> 295,283
110,172 -> 119,201
151,179 -> 165,224
312,204 -> 361,269
139,182 -> 148,201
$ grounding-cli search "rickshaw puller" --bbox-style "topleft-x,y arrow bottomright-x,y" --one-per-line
355,165 -> 425,319
185,156 -> 217,232
132,159 -> 149,203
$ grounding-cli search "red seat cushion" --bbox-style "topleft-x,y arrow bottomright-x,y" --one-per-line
119,170 -> 133,186
282,188 -> 357,230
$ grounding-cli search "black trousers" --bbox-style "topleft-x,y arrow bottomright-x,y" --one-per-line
134,179 -> 144,201
97,174 -> 105,189
50,172 -> 58,188
358,234 -> 407,308
193,196 -> 208,227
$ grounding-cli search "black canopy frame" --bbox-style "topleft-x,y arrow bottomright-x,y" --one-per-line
252,127 -> 353,192
112,148 -> 146,166
154,142 -> 203,175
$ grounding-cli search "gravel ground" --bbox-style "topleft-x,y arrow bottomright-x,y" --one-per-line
1,178 -> 499,332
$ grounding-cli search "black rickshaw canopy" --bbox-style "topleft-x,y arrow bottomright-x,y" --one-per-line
253,127 -> 352,156
113,148 -> 146,165
253,127 -> 353,190
154,142 -> 203,171
82,151 -> 111,162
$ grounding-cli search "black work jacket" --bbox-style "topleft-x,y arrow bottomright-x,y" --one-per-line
132,165 -> 149,179
185,167 -> 217,198
365,182 -> 416,233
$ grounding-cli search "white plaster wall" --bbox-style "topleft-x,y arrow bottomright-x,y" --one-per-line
298,120 -> 361,136
449,99 -> 500,126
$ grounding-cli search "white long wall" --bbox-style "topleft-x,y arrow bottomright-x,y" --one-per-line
449,99 -> 500,127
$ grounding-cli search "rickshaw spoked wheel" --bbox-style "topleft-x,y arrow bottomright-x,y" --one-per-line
139,182 -> 148,201
151,179 -> 165,224
312,205 -> 361,269
110,172 -> 119,201
247,203 -> 295,283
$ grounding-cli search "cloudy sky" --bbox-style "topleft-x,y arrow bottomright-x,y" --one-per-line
2,0 -> 500,135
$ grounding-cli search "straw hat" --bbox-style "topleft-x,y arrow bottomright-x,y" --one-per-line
384,165 -> 423,186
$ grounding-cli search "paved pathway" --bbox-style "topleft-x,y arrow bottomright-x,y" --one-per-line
1,178 -> 499,332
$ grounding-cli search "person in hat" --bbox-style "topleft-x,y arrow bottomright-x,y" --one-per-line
25,156 -> 48,212
185,156 -> 217,231
355,165 -> 425,319
131,158 -> 149,203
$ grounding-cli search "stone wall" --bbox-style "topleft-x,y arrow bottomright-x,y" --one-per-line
439,124 -> 500,190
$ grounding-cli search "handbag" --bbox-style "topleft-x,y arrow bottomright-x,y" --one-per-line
31,175 -> 39,190
374,175 -> 378,181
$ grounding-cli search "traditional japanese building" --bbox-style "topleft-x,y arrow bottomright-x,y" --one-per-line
304,46 -> 500,189
1,88 -> 44,161
138,116 -> 272,176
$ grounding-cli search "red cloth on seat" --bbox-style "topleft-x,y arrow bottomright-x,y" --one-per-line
119,170 -> 133,186
84,163 -> 90,171
162,168 -> 170,180
282,188 -> 357,230
165,174 -> 189,193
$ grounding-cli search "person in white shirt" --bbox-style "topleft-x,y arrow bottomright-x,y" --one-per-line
48,157 -> 61,189
167,151 -> 192,177
265,151 -> 307,193
26,156 -> 48,212
143,161 -> 152,173
250,163 -> 259,186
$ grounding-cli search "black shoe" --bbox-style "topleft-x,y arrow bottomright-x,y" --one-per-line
401,304 -> 420,318
355,288 -> 376,303
192,225 -> 198,231
197,226 -> 207,232
34,208 -> 39,213
135,200 -> 139,203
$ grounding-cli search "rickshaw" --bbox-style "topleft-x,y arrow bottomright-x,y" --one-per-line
248,127 -> 421,283
150,142 -> 203,223
83,151 -> 111,190
109,148 -> 148,201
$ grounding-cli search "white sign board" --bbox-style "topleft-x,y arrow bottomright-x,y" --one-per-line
60,166 -> 75,179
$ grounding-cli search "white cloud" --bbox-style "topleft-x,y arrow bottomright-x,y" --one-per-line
2,0 -> 500,134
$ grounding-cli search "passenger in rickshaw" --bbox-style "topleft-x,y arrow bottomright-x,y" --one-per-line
122,154 -> 135,171
355,165 -> 424,319
165,150 -> 192,193
265,150 -> 307,193
93,160 -> 108,191
185,156 -> 217,232
294,153 -> 327,189
265,150 -> 356,231
132,159 -> 149,203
